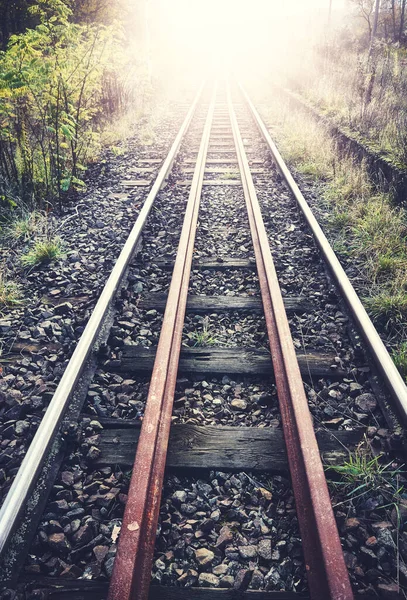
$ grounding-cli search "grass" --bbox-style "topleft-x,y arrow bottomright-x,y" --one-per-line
21,237 -> 64,267
281,41 -> 407,167
392,342 -> 407,382
2,211 -> 46,244
187,316 -> 217,347
267,96 -> 407,337
326,443 -> 405,508
0,273 -> 22,307
223,171 -> 240,180
364,292 -> 407,330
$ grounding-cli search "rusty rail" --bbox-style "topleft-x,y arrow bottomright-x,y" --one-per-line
227,84 -> 353,600
107,85 -> 217,600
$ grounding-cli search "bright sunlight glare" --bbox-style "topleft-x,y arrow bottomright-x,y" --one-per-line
148,0 -> 348,83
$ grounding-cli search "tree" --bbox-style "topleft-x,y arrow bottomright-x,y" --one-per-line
350,0 -> 376,36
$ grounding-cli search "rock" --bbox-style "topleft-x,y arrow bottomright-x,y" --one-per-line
233,568 -> 252,590
181,503 -> 196,516
238,545 -> 257,560
258,487 -> 272,501
104,556 -> 115,577
219,575 -> 234,588
250,569 -> 264,589
343,551 -> 357,569
349,382 -> 363,396
195,548 -> 215,567
198,573 -> 219,587
372,521 -> 393,531
60,564 -> 82,578
377,528 -> 395,551
155,558 -> 166,571
87,445 -> 101,460
213,564 -> 228,576
258,539 -> 272,561
61,471 -> 74,486
72,522 -> 94,546
355,393 -> 377,413
171,490 -> 186,505
93,545 -> 109,563
230,399 -> 247,410
344,517 -> 360,531
265,566 -> 281,587
201,518 -> 215,532
215,526 -> 234,548
177,569 -> 198,586
48,533 -> 70,556
54,302 -> 73,315
360,546 -> 378,567
365,536 -> 377,548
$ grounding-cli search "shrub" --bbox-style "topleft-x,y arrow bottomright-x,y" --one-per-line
0,0 -> 122,210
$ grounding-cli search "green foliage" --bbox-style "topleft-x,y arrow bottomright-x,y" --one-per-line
364,291 -> 407,330
392,341 -> 407,382
3,210 -> 45,242
0,273 -> 22,307
223,171 -> 240,180
327,444 -> 405,506
0,0 -> 123,211
269,96 -> 407,337
21,236 -> 64,266
186,317 -> 218,347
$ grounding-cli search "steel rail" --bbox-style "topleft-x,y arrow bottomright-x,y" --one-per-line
239,82 -> 407,424
0,84 -> 204,558
108,85 -> 217,600
227,85 -> 353,600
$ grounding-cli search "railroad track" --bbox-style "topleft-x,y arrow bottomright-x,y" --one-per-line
0,81 -> 406,599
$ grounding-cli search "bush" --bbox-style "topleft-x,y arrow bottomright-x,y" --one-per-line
0,0 -> 123,212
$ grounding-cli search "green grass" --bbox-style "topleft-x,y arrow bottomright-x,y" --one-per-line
392,342 -> 407,382
223,171 -> 240,180
21,237 -> 64,267
0,274 -> 22,307
267,97 -> 407,336
364,292 -> 407,330
329,211 -> 353,230
327,444 -> 405,507
187,317 -> 217,347
3,211 -> 45,243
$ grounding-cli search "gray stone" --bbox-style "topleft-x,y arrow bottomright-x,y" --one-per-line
355,393 -> 377,413
195,547 -> 215,566
238,545 -> 257,560
198,573 -> 219,587
258,539 -> 272,561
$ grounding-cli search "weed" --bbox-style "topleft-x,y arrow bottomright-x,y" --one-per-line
364,291 -> 407,330
223,171 -> 240,180
327,443 -> 405,507
187,316 -> 217,347
111,145 -> 125,157
3,211 -> 45,243
329,211 -> 353,230
0,273 -> 22,307
21,237 -> 64,267
267,95 -> 407,336
392,342 -> 407,382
